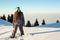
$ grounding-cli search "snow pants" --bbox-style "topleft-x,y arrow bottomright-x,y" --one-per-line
11,24 -> 24,37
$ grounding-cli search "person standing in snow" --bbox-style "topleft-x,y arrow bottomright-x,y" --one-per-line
10,7 -> 25,38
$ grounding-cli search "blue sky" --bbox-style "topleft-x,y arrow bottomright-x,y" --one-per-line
0,0 -> 60,24
0,0 -> 60,14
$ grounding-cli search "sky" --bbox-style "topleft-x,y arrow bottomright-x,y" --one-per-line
0,0 -> 60,25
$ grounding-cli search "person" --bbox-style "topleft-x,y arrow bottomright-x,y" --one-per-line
10,7 -> 25,38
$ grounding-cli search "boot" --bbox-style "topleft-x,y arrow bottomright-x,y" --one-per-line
20,32 -> 24,36
10,35 -> 15,38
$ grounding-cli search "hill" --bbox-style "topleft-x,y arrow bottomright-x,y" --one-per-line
0,19 -> 12,26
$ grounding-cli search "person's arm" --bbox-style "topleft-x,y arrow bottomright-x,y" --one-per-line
13,12 -> 17,26
13,14 -> 15,23
21,12 -> 25,26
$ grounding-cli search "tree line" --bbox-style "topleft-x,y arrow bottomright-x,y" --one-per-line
0,14 -> 13,23
0,14 -> 59,27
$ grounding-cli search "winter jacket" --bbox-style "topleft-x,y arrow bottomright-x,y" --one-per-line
13,10 -> 25,26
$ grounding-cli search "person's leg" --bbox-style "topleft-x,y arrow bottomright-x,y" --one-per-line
19,26 -> 24,36
10,25 -> 18,38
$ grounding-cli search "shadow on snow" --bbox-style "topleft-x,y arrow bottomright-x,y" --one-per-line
30,30 -> 60,35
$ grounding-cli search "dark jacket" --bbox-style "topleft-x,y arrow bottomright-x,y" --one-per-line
13,10 -> 25,26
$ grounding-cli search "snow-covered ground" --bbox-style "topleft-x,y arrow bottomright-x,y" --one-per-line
0,19 -> 12,26
0,26 -> 60,40
0,19 -> 60,40
39,22 -> 60,28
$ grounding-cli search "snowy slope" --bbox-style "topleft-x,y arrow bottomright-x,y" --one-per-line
39,22 -> 60,28
0,19 -> 60,40
0,26 -> 60,40
0,19 -> 12,26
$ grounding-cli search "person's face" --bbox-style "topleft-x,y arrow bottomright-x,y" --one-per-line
17,8 -> 21,12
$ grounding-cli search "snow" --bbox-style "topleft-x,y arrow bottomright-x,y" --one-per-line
0,26 -> 60,40
0,19 -> 60,40
0,19 -> 12,26
39,22 -> 60,28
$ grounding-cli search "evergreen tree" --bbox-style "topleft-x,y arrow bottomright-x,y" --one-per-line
0,16 -> 3,19
42,19 -> 46,25
26,20 -> 31,27
34,18 -> 39,26
10,14 -> 13,23
7,14 -> 11,22
2,14 -> 6,20
56,20 -> 59,23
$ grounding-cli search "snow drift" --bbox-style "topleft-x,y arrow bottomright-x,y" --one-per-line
0,19 -> 12,26
39,22 -> 60,28
0,19 -> 60,40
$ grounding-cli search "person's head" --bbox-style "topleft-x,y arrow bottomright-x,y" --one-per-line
17,7 -> 21,12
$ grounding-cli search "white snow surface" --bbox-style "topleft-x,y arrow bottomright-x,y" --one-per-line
0,26 -> 60,40
0,19 -> 60,40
